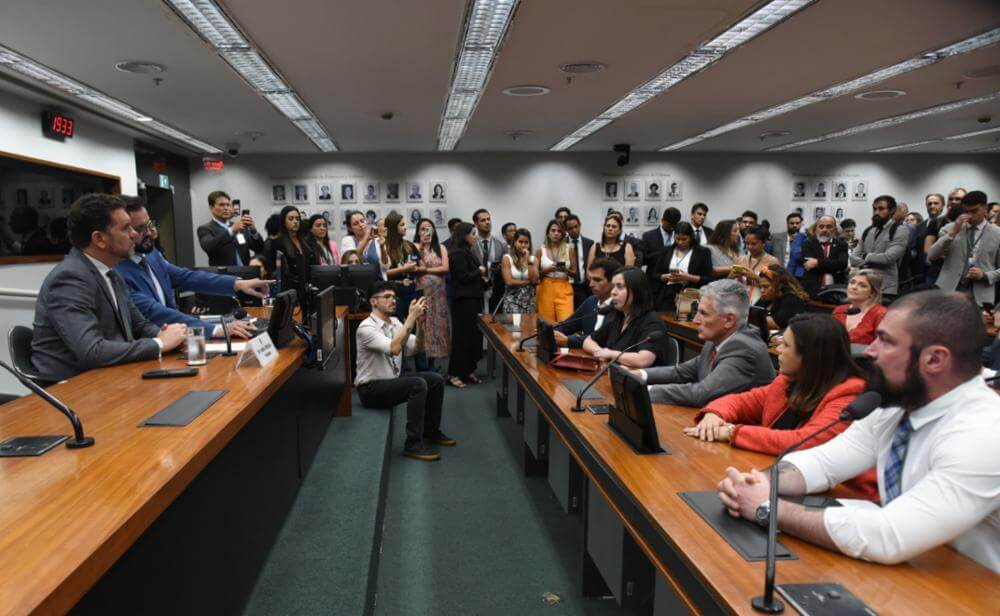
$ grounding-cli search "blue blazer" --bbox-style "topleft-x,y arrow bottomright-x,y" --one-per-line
554,294 -> 600,348
115,249 -> 237,331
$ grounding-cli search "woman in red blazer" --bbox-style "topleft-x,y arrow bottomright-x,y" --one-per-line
831,269 -> 887,345
685,312 -> 878,502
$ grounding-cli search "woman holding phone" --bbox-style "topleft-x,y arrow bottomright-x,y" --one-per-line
535,219 -> 576,322
648,221 -> 713,311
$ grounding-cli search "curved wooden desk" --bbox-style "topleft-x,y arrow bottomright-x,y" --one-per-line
482,314 -> 999,615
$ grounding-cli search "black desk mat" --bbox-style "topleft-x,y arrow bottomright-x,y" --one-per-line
679,491 -> 796,561
140,390 -> 228,427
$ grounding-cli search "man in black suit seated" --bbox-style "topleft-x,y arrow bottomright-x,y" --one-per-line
196,190 -> 264,266
800,214 -> 849,297
563,214 -> 594,309
553,258 -> 616,348
31,194 -> 188,382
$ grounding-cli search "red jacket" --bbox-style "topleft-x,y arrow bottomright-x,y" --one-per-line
698,374 -> 879,502
832,304 -> 887,345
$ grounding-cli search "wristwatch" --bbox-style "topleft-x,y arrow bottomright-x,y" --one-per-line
754,499 -> 771,528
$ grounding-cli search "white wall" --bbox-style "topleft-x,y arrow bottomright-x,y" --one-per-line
0,89 -> 139,395
189,152 -> 1000,267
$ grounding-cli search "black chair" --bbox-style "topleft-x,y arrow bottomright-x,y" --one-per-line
7,325 -> 47,385
815,284 -> 847,306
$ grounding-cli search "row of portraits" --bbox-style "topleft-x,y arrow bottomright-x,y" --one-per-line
792,178 -> 868,202
610,204 -> 850,227
272,181 -> 447,206
0,186 -> 83,209
603,179 -> 683,202
280,205 -> 450,232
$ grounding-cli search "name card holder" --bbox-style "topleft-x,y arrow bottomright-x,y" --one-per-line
236,332 -> 278,368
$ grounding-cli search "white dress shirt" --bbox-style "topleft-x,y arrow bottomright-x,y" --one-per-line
130,254 -> 167,305
354,313 -> 416,386
660,227 -> 674,248
569,235 -> 586,283
594,297 -> 612,332
785,376 -> 1000,572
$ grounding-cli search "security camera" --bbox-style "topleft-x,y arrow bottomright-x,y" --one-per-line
614,143 -> 631,167
225,142 -> 241,157
978,116 -> 992,124
381,112 -> 394,120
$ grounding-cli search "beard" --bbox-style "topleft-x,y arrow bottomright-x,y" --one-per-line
866,347 -> 928,411
871,214 -> 887,229
135,239 -> 155,254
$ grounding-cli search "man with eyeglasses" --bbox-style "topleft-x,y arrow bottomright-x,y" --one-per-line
115,197 -> 270,338
355,281 -> 455,461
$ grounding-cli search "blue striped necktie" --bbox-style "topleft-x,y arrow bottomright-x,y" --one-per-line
883,416 -> 913,503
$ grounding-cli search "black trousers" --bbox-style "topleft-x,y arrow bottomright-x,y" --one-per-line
357,372 -> 444,448
449,296 -> 483,378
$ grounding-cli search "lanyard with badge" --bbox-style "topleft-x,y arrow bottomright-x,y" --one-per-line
966,224 -> 985,267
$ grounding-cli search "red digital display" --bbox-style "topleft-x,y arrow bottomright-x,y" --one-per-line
42,111 -> 75,140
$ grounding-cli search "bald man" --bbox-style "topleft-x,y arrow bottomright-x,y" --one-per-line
801,215 -> 849,297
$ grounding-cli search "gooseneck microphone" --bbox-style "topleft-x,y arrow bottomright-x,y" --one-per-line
845,306 -> 862,316
572,330 -> 665,412
0,359 -> 95,449
752,390 -> 882,613
516,303 -> 613,352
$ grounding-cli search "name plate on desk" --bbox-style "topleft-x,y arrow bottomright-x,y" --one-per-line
237,332 -> 278,368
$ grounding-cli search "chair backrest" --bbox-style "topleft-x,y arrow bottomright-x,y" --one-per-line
664,336 -> 680,366
7,325 -> 42,382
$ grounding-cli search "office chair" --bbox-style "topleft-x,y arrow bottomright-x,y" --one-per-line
7,325 -> 47,385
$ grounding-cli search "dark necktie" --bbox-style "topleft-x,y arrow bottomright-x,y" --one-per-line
481,239 -> 489,263
696,228 -> 703,244
105,270 -> 133,341
572,238 -> 581,282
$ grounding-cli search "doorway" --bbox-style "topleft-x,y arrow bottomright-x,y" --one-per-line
144,186 -> 177,263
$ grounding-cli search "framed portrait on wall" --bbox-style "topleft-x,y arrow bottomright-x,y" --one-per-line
813,206 -> 827,221
362,181 -> 379,203
811,179 -> 828,201
406,207 -> 424,227
292,183 -> 309,205
644,206 -> 660,226
429,206 -> 447,227
665,180 -> 683,201
624,206 -> 641,227
792,179 -> 807,201
429,182 -> 446,203
385,181 -> 401,203
603,180 -> 620,201
645,180 -> 662,201
340,182 -> 357,204
316,182 -> 334,203
271,184 -> 288,205
832,179 -> 849,201
852,180 -> 868,201
406,182 -> 423,203
61,187 -> 75,205
623,179 -> 641,201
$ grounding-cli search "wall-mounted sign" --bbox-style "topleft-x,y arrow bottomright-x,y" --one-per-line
158,174 -> 170,189
202,159 -> 225,172
42,111 -> 75,140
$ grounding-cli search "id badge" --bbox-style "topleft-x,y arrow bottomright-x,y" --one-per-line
236,232 -> 247,245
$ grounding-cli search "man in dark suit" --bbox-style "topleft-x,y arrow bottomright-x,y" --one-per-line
641,206 -> 681,275
31,194 -> 188,382
116,197 -> 269,338
554,258 -> 616,348
690,203 -> 713,246
563,214 -> 594,308
801,215 -> 849,297
197,190 -> 264,266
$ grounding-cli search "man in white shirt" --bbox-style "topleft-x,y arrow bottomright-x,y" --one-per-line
717,291 -> 1000,573
355,281 -> 454,461
564,215 -> 594,309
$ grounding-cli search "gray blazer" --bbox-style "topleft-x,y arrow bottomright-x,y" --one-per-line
927,221 -> 1000,306
770,231 -> 790,267
643,326 -> 775,407
31,248 -> 162,382
849,222 -> 909,294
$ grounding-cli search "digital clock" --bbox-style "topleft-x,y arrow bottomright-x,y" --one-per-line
42,111 -> 75,140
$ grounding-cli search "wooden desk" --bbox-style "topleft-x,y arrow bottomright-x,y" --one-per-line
0,310 -> 347,615
482,314 -> 999,615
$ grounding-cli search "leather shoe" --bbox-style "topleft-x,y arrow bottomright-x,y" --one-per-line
403,442 -> 440,461
424,430 -> 457,446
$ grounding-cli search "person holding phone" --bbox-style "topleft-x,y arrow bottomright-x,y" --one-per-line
535,219 -> 577,322
197,191 -> 264,266
648,221 -> 713,311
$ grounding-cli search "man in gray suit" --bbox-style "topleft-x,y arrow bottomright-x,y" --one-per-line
928,190 -> 1000,307
769,212 -> 804,269
635,280 -> 775,407
469,208 -> 510,313
850,195 -> 909,295
31,194 -> 187,382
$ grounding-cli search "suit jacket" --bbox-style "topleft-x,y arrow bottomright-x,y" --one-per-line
643,326 -> 775,407
554,295 -> 601,348
769,231 -> 807,275
448,246 -> 485,299
31,248 -> 161,382
116,249 -> 237,330
800,237 -> 849,297
567,235 -> 594,285
850,221 -> 909,294
197,219 -> 264,266
927,221 -> 1000,305
647,244 -> 713,310
640,227 -> 674,275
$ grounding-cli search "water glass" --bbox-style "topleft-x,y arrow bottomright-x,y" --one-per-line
186,327 -> 207,366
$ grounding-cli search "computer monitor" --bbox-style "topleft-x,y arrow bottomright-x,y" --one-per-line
341,263 -> 379,302
747,305 -> 770,342
267,289 -> 297,349
535,318 -> 557,364
608,364 -> 664,454
311,285 -> 336,368
310,264 -> 342,293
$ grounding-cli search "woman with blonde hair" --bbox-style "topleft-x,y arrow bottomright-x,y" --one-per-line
535,219 -> 577,322
831,269 -> 886,344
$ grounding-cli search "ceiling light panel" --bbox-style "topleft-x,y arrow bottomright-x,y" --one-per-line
0,43 -> 222,154
768,90 -> 1000,151
661,26 -> 1000,151
550,0 -> 815,151
164,0 -> 337,151
868,126 -> 1000,153
437,0 -> 520,151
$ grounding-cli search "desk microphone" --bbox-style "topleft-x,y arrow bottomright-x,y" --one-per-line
572,330 -> 665,412
752,390 -> 882,613
516,304 -> 613,352
0,359 -> 95,449
845,306 -> 862,316
490,286 -> 511,323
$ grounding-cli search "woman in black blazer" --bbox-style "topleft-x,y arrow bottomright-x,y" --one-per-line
649,222 -> 713,311
448,222 -> 487,386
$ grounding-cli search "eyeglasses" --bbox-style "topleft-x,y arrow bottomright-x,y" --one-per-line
132,220 -> 156,233
373,293 -> 397,301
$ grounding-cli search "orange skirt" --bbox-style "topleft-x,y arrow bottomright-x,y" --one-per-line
536,277 -> 574,323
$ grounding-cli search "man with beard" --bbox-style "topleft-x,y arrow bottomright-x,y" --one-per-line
801,215 -> 849,297
115,197 -> 268,338
716,291 -> 1000,573
850,195 -> 909,295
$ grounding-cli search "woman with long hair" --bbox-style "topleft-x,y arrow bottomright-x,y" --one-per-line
755,264 -> 809,330
535,219 -> 576,322
306,213 -> 340,265
831,269 -> 886,344
731,224 -> 779,303
706,220 -> 741,278
582,267 -> 670,368
413,218 -> 451,372
448,221 -> 486,386
260,205 -> 311,295
341,210 -> 374,257
587,214 -> 635,268
648,221 -> 713,311
685,313 -> 877,501
384,211 -> 420,320
501,228 -> 539,313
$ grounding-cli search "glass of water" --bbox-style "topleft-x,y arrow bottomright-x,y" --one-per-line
186,327 -> 207,366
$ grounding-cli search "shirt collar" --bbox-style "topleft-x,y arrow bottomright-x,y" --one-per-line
213,217 -> 230,228
714,327 -> 740,352
906,375 -> 983,431
368,311 -> 394,330
129,254 -> 143,264
597,296 -> 613,307
82,251 -> 112,276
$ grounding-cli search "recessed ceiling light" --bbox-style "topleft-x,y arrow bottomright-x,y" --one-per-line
963,65 -> 1000,80
869,126 -> 1000,152
854,89 -> 906,100
559,62 -> 605,75
502,85 -> 549,96
114,60 -> 166,74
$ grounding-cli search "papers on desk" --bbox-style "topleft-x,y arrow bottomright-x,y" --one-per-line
206,342 -> 247,353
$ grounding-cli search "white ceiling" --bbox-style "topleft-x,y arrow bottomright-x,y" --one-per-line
0,0 -> 999,155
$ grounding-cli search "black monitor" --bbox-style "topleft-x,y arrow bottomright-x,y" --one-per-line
311,285 -> 336,368
341,263 -> 379,302
747,305 -> 770,342
535,318 -> 557,364
310,264 -> 342,293
608,364 -> 664,454
267,289 -> 297,349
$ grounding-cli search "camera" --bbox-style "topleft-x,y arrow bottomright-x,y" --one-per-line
614,143 -> 631,167
225,142 -> 241,157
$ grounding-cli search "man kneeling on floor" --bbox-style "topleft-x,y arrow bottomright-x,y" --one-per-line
355,281 -> 456,461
